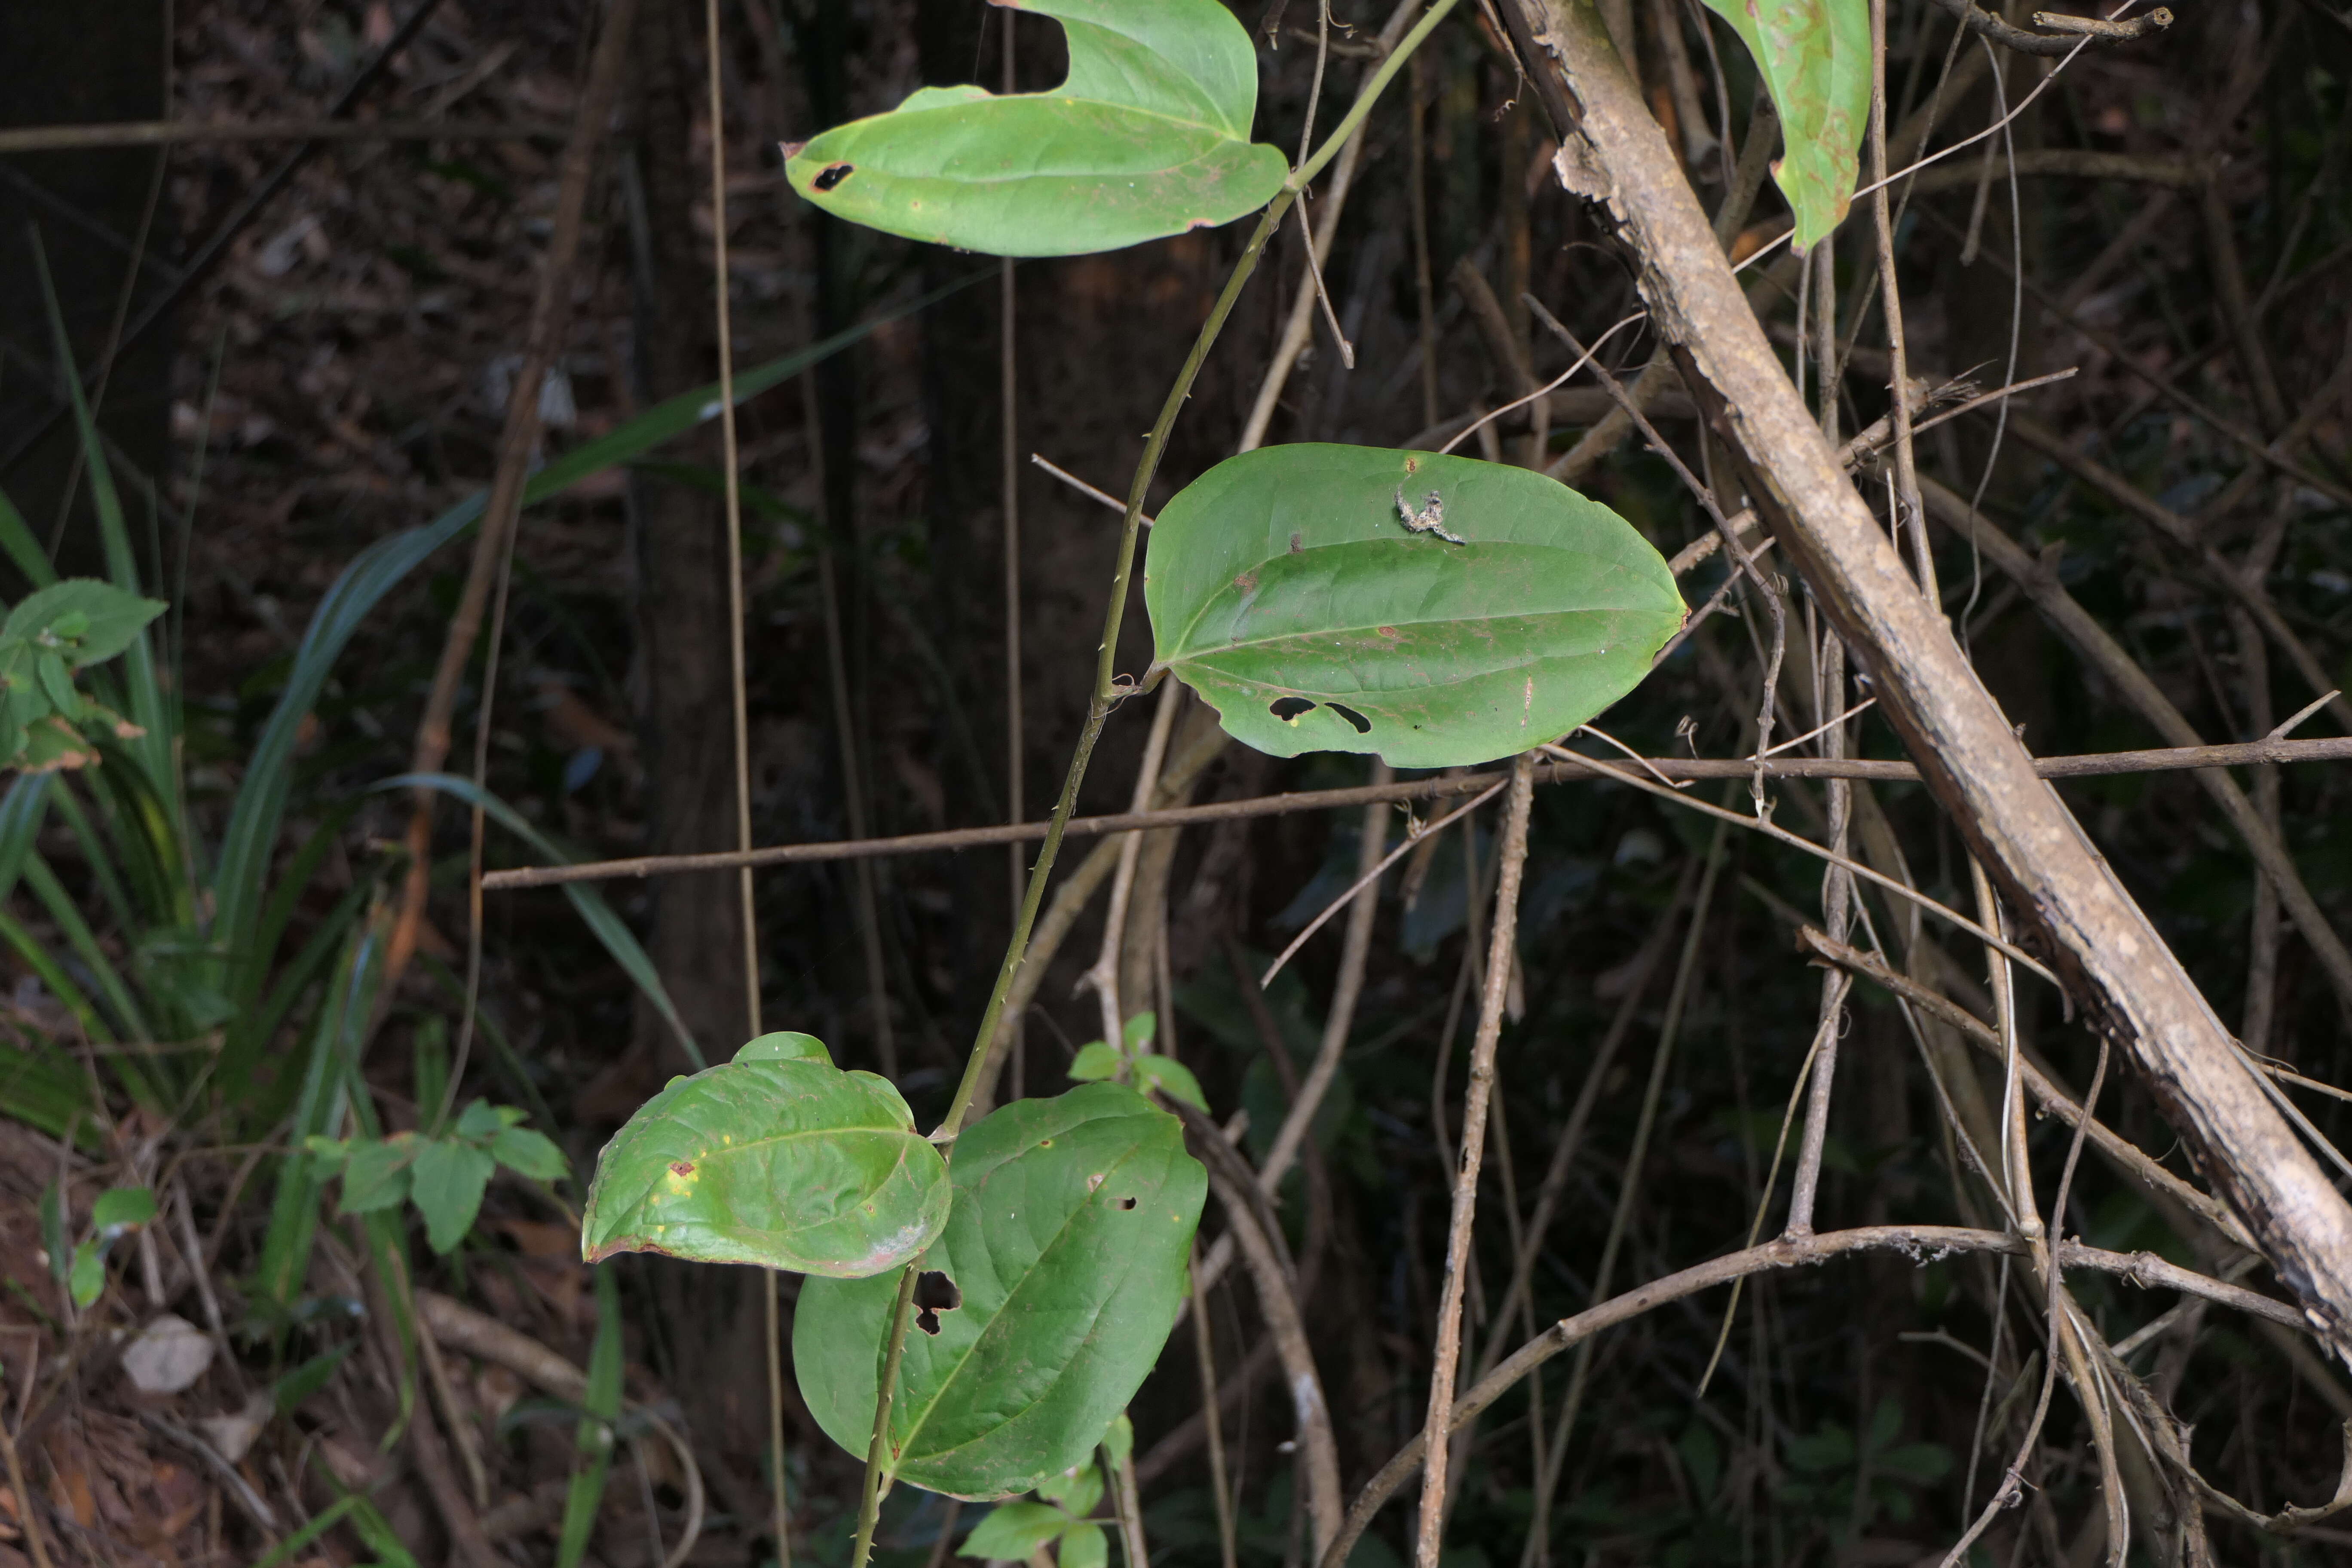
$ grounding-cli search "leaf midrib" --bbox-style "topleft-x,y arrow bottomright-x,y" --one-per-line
891,1132 -> 1157,1476
1172,593 -> 1675,663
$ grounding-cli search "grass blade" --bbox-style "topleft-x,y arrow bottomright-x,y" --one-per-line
381,772 -> 702,1066
556,1264 -> 625,1568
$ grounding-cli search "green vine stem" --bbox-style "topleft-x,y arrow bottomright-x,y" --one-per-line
854,9 -> 1464,1563
936,0 -> 1463,1147
846,1262 -> 923,1565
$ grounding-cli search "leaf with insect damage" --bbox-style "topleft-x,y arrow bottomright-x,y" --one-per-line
1694,0 -> 1871,252
782,0 -> 1286,257
581,1035 -> 948,1277
794,1083 -> 1206,1498
1144,445 -> 1683,769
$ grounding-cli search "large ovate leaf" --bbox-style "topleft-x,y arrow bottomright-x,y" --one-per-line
1695,0 -> 1870,251
794,1083 -> 1207,1499
783,0 -> 1286,257
1144,445 -> 1683,768
582,1038 -> 949,1278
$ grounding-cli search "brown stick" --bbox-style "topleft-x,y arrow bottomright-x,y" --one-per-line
480,735 -> 2352,889
0,117 -> 567,153
381,0 -> 642,996
1202,1159 -> 1342,1559
1414,753 -> 1535,1566
1317,1222 -> 2299,1568
1501,0 -> 2352,1354
1922,0 -> 2172,55
1792,925 -> 2254,1250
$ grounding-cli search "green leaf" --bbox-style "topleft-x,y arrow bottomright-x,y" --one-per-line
737,1031 -> 831,1064
491,1126 -> 569,1182
1099,1412 -> 1133,1471
410,1138 -> 496,1254
581,1050 -> 949,1277
1,581 -> 166,669
33,651 -> 78,722
339,1136 -> 416,1214
455,1099 -> 511,1139
1144,446 -> 1684,769
794,1083 -> 1207,1499
1694,0 -> 1870,252
69,1240 -> 104,1308
1133,1055 -> 1208,1112
1067,1041 -> 1124,1082
784,0 -> 1287,257
1059,1520 -> 1109,1568
1121,1012 -> 1156,1050
1035,1460 -> 1103,1517
90,1185 -> 156,1234
962,1502 -> 1074,1560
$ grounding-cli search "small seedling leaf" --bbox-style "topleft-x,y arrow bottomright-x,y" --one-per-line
1145,446 -> 1683,768
1035,1460 -> 1103,1517
1,580 -> 166,668
795,1083 -> 1206,1498
91,1185 -> 156,1234
784,0 -> 1286,257
582,1046 -> 948,1277
410,1137 -> 496,1254
338,1137 -> 416,1214
1133,1055 -> 1208,1111
69,1240 -> 104,1308
960,1501 -> 1072,1560
1059,1521 -> 1110,1568
1066,1041 -> 1124,1082
491,1126 -> 569,1182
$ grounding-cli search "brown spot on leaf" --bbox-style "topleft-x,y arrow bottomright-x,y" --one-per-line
669,1161 -> 694,1177
812,163 -> 854,191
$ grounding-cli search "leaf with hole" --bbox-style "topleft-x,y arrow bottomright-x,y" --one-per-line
782,0 -> 1286,257
794,1083 -> 1207,1498
581,1036 -> 949,1277
1693,0 -> 1870,252
1144,446 -> 1683,768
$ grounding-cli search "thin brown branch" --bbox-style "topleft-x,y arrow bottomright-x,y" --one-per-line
1922,0 -> 2171,56
1318,1221 -> 2304,1568
480,737 -> 2352,889
383,0 -> 642,1001
1793,925 -> 2255,1250
1415,752 -> 1535,1565
1200,1159 -> 1342,1559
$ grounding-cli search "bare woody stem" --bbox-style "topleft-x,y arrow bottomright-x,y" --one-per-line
1414,751 -> 1535,1567
1317,1223 -> 2307,1568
